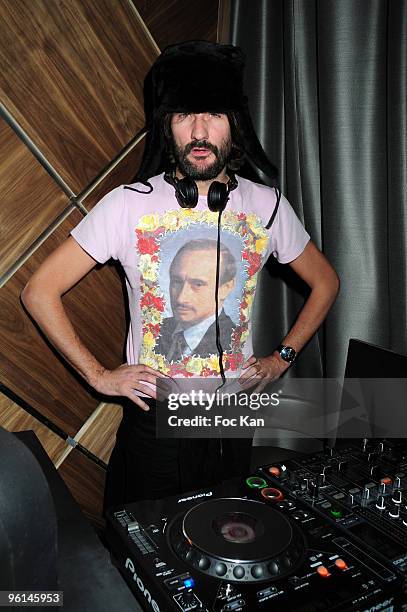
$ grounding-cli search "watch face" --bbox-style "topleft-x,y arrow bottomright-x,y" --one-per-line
280,346 -> 296,363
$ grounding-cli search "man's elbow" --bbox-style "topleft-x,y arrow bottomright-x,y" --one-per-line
21,280 -> 39,313
325,268 -> 340,305
21,279 -> 50,315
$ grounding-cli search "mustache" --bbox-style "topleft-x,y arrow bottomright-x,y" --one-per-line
183,140 -> 219,156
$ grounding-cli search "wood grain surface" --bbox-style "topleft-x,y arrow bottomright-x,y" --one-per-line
81,137 -> 145,210
76,402 -> 123,464
58,447 -> 106,527
0,0 -> 158,193
134,0 -> 219,49
0,119 -> 69,278
0,209 -> 126,435
0,392 -> 68,464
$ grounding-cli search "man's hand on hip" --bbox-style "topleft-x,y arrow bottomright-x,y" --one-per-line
93,364 -> 167,411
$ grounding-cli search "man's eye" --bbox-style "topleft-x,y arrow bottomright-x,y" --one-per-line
210,113 -> 222,118
176,113 -> 189,120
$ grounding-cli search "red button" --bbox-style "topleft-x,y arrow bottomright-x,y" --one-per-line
317,565 -> 331,578
261,487 -> 284,501
335,559 -> 348,570
269,466 -> 281,477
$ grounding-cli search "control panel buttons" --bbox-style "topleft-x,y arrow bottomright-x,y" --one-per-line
233,565 -> 245,579
376,495 -> 386,510
251,564 -> 264,579
261,487 -> 284,501
246,476 -> 267,489
335,558 -> 348,570
268,561 -> 280,575
215,562 -> 228,576
316,565 -> 331,578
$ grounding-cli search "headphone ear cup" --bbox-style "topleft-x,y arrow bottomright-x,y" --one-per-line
207,181 -> 228,212
176,177 -> 198,208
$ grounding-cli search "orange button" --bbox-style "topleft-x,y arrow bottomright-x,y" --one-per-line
335,558 -> 348,570
269,466 -> 281,477
381,477 -> 392,485
317,565 -> 331,578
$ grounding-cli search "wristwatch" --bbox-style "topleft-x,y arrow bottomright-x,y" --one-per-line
276,345 -> 297,364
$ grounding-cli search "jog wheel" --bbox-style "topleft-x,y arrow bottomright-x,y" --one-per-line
168,497 -> 305,582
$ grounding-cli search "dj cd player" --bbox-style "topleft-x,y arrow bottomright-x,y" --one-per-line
106,440 -> 407,611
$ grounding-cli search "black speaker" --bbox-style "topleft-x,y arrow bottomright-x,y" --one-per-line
0,427 -> 58,590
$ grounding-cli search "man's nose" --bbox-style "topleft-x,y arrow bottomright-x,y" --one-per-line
176,281 -> 192,303
191,114 -> 209,141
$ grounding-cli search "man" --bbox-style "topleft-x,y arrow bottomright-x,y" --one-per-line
157,239 -> 236,360
22,41 -> 339,509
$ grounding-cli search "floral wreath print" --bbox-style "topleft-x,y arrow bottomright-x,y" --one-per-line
136,209 -> 269,376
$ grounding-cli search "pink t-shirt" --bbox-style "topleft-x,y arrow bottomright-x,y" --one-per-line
71,173 -> 309,379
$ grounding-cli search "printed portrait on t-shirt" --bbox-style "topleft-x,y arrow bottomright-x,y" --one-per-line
136,209 -> 269,377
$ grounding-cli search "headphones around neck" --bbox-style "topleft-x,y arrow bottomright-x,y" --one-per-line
164,169 -> 238,212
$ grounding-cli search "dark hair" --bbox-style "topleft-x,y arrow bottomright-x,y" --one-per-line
170,239 -> 237,285
163,112 -> 245,172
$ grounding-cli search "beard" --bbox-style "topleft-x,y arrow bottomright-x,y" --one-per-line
172,137 -> 232,181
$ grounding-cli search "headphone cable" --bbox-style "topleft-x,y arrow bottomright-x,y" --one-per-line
215,210 -> 226,388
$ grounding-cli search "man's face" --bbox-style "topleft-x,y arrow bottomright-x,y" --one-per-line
169,248 -> 234,328
170,113 -> 231,181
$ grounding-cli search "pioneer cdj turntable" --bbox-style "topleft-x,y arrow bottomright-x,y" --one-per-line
105,440 -> 407,611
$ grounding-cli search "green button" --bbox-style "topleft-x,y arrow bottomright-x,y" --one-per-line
246,476 -> 267,489
330,509 -> 343,519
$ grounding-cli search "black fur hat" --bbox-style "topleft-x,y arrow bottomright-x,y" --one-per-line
137,40 -> 278,185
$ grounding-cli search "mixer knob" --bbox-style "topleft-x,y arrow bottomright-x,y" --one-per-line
309,480 -> 319,499
300,478 -> 309,492
317,473 -> 326,486
392,489 -> 403,504
389,502 -> 400,519
370,465 -> 380,478
348,487 -> 360,505
322,465 -> 333,476
362,482 -> 376,500
376,495 -> 386,510
367,451 -> 379,463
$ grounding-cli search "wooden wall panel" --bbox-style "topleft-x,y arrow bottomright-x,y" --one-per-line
0,119 -> 68,278
0,392 -> 67,464
134,0 -> 219,49
81,138 -> 145,211
0,209 -> 126,435
76,402 -> 123,464
58,448 -> 106,527
0,0 -> 158,194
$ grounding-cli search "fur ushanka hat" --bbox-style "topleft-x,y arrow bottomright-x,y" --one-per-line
136,40 -> 278,185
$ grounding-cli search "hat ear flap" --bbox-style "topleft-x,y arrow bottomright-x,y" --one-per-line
135,117 -> 166,183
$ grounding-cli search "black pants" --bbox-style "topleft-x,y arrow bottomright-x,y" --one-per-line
103,398 -> 253,513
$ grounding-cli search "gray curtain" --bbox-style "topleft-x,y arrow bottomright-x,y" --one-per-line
230,0 -> 407,378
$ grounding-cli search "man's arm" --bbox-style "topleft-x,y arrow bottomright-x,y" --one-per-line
21,237 -> 164,410
240,240 -> 340,380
